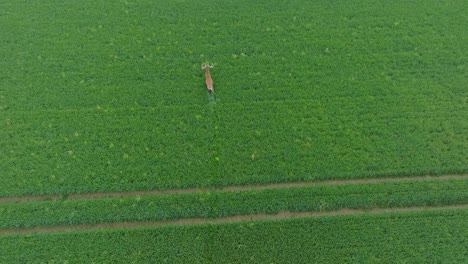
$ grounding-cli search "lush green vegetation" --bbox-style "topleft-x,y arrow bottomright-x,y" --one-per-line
0,178 -> 466,229
1,209 -> 466,263
1,0 -> 467,196
0,1 -> 466,262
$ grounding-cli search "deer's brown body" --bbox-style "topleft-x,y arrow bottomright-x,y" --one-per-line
202,64 -> 214,93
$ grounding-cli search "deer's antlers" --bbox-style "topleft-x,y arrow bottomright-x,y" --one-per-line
201,64 -> 214,69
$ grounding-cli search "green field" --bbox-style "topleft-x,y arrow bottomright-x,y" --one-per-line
0,178 -> 466,229
1,0 -> 467,262
2,0 -> 467,196
1,209 -> 467,263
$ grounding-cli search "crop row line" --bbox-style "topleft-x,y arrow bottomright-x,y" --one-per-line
1,174 -> 466,203
1,204 -> 466,235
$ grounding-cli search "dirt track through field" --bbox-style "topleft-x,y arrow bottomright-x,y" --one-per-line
0,204 -> 466,235
0,174 -> 466,203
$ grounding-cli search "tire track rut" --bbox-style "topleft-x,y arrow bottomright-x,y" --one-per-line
1,204 -> 466,235
1,174 -> 466,203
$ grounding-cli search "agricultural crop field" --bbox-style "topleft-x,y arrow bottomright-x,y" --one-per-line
2,209 -> 467,263
0,0 -> 467,262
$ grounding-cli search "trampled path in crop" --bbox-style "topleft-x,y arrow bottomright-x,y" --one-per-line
0,174 -> 466,203
1,204 -> 466,235
1,174 -> 465,235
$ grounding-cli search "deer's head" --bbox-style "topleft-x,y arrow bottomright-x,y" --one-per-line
201,64 -> 214,69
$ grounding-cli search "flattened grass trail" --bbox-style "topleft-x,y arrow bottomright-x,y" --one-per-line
1,0 -> 467,262
1,204 -> 466,235
0,177 -> 466,230
0,174 -> 465,203
1,208 -> 467,263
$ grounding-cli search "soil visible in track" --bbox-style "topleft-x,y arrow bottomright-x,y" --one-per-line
0,174 -> 466,203
0,204 -> 466,235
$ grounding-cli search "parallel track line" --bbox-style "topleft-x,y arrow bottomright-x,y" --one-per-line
1,204 -> 466,235
1,174 -> 466,203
